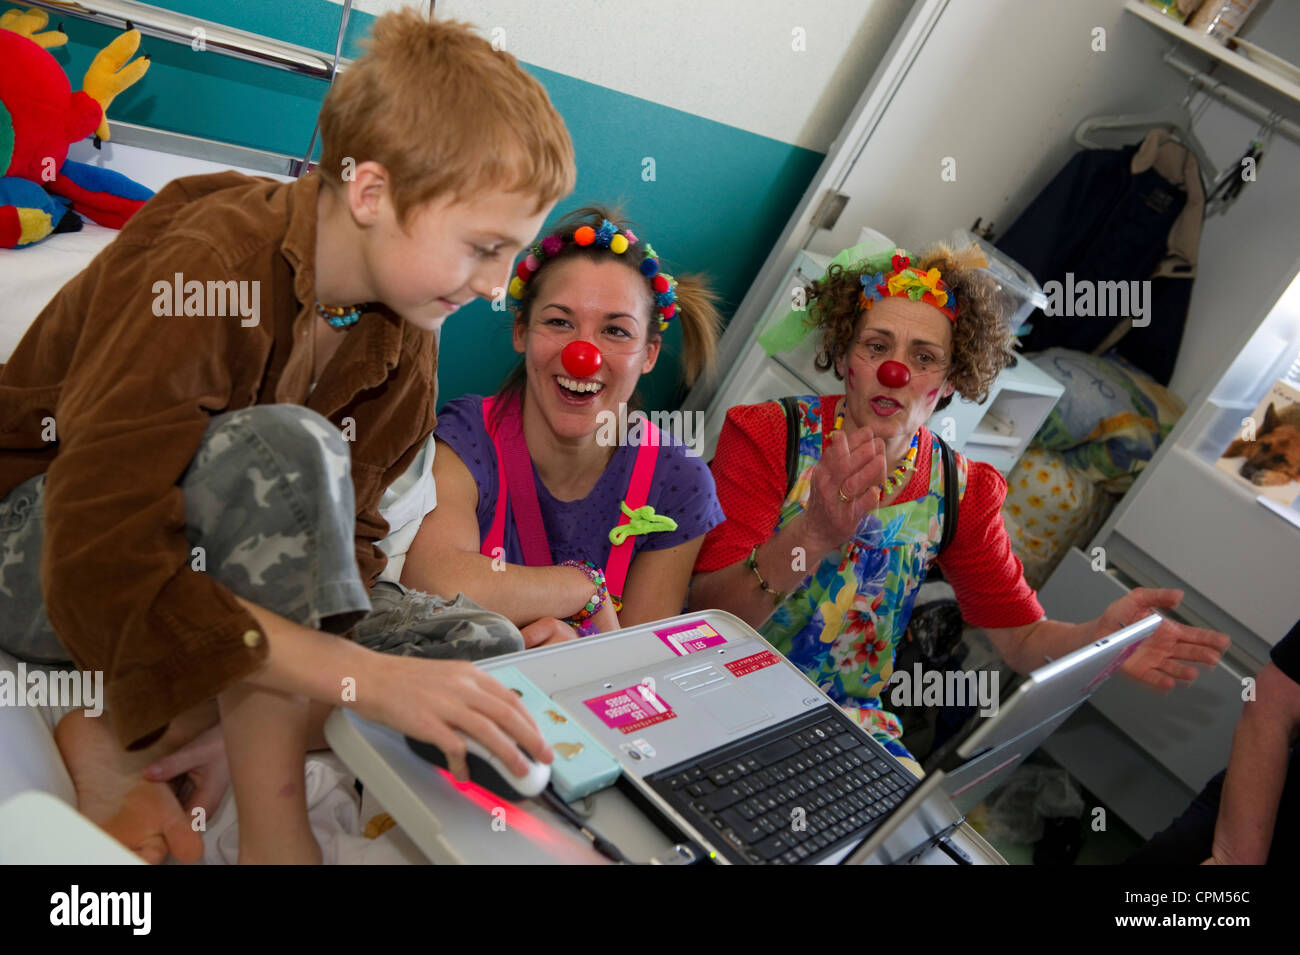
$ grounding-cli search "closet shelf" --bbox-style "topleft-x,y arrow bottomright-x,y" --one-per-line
1124,0 -> 1300,104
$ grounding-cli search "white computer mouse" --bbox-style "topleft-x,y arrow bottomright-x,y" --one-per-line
407,733 -> 551,801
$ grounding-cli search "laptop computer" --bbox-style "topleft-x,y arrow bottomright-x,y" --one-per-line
462,609 -> 1160,865
842,612 -> 1162,863
926,613 -> 1160,812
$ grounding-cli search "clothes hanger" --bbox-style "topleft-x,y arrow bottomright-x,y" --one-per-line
1205,110 -> 1280,217
1073,76 -> 1218,191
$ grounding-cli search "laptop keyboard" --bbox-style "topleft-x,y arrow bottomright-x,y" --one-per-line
646,707 -> 917,864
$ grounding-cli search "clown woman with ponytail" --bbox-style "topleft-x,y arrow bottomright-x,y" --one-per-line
402,207 -> 724,643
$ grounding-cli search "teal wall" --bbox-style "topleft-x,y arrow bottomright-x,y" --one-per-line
33,0 -> 369,158
20,0 -> 823,410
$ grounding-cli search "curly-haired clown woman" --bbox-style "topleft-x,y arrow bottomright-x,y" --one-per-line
402,207 -> 725,645
690,241 -> 1230,768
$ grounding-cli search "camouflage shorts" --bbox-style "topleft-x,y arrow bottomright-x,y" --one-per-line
354,581 -> 523,661
0,404 -> 520,665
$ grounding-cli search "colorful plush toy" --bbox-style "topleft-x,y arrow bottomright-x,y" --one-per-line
0,6 -> 154,248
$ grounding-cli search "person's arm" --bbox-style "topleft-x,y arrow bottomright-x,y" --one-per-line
233,596 -> 551,779
934,463 -> 1228,686
1206,660 -> 1300,864
400,439 -> 601,625
983,617 -> 1090,673
619,537 -> 706,628
984,588 -> 1229,687
690,516 -> 841,630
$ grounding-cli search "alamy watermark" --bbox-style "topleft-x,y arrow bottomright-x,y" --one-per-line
0,663 -> 102,716
595,403 -> 704,457
50,885 -> 150,935
151,273 -> 260,327
1042,273 -> 1150,327
888,664 -> 998,717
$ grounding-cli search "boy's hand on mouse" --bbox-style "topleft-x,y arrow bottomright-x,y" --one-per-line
364,655 -> 552,781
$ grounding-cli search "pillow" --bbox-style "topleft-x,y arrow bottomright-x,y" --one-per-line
1002,446 -> 1115,590
1028,347 -> 1185,493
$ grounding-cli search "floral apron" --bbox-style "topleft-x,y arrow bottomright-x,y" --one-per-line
759,395 -> 968,760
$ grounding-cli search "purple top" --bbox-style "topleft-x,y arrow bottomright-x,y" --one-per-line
436,395 -> 725,581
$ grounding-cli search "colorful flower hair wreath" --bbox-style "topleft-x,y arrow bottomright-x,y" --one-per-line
859,251 -> 958,323
506,219 -> 680,331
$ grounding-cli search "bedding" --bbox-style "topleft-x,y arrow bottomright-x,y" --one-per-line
1,648 -> 419,864
0,223 -> 118,362
1027,347 -> 1186,494
1002,446 -> 1115,590
1002,348 -> 1186,587
3,138 -> 293,363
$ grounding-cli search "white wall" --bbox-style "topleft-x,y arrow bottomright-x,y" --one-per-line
332,0 -> 912,151
1169,99 -> 1300,402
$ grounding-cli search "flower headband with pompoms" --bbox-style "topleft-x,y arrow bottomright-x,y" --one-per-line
859,251 -> 958,322
506,219 -> 680,331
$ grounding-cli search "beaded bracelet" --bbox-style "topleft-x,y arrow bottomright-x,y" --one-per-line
746,546 -> 787,606
560,559 -> 608,634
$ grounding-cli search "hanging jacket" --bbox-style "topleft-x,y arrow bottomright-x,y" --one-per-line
997,131 -> 1203,385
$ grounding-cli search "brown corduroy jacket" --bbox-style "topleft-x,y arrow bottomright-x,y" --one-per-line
0,171 -> 438,746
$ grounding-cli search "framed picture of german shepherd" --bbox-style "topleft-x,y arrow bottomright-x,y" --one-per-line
1217,379 -> 1300,510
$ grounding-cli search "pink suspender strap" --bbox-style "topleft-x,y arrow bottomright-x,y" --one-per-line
479,395 -> 553,567
479,396 -> 508,560
605,422 -> 661,598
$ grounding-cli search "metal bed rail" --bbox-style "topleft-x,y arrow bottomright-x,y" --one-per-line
23,0 -> 363,174
23,0 -> 352,79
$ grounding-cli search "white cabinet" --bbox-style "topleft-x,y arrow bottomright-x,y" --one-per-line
932,360 -> 1062,475
699,250 -> 831,461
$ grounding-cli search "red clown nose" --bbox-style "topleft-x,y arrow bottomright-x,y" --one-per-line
877,360 -> 910,389
561,340 -> 603,379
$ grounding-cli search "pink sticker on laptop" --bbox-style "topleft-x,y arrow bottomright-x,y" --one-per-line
583,683 -> 678,734
655,620 -> 726,656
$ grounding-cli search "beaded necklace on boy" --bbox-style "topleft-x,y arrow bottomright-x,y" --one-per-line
315,301 -> 367,328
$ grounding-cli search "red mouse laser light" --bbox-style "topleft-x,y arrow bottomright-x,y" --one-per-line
877,360 -> 910,389
562,340 -> 602,379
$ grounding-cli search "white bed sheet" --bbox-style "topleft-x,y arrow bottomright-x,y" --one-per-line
0,225 -> 119,363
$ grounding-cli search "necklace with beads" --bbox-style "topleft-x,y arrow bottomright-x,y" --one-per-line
880,431 -> 920,498
315,301 -> 368,328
